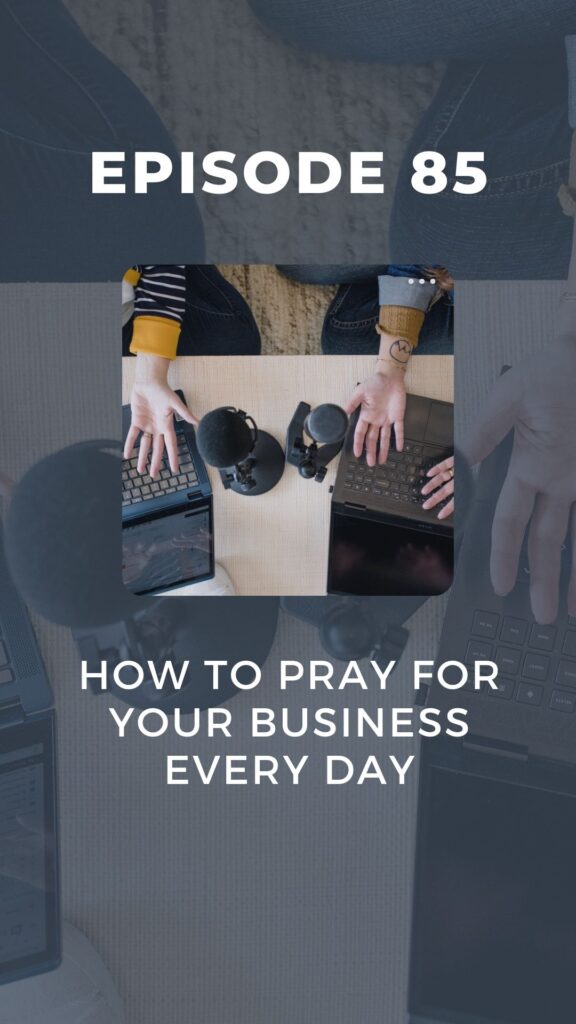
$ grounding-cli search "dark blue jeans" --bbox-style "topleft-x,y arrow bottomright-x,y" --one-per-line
122,266 -> 261,356
251,1 -> 576,278
277,264 -> 454,353
250,0 -> 576,63
0,0 -> 204,280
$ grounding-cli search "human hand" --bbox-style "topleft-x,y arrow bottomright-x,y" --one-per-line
344,367 -> 407,466
421,455 -> 454,520
463,339 -> 576,623
123,355 -> 198,479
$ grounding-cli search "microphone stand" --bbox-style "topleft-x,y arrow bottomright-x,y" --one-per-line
219,412 -> 285,496
286,402 -> 346,483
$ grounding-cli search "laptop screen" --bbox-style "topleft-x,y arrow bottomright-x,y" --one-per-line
410,764 -> 576,1023
0,711 -> 60,983
328,509 -> 453,596
123,504 -> 213,594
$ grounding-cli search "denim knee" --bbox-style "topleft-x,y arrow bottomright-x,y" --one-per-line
248,0 -> 430,62
277,265 -> 388,286
249,0 -> 576,63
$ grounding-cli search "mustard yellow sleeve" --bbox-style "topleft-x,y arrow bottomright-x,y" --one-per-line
129,316 -> 181,360
376,306 -> 425,349
123,267 -> 141,287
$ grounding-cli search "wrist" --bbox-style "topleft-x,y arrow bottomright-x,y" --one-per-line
375,340 -> 411,377
134,353 -> 170,385
374,361 -> 407,380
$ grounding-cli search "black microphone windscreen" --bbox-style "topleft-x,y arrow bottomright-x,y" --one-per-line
306,404 -> 348,445
5,446 -> 140,628
197,408 -> 254,468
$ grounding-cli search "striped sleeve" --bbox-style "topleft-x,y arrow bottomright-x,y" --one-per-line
129,265 -> 187,359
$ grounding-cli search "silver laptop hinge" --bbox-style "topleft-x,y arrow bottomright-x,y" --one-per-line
463,735 -> 528,761
0,699 -> 25,727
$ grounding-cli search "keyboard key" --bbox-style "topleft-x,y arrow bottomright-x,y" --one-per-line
522,652 -> 550,683
549,690 -> 576,713
0,668 -> 14,685
528,624 -> 557,652
500,616 -> 528,646
516,682 -> 543,706
488,677 -> 515,700
495,646 -> 521,676
466,639 -> 493,662
556,661 -> 576,689
562,631 -> 576,658
0,641 -> 7,667
471,610 -> 499,640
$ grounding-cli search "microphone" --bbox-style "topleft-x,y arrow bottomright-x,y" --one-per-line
281,596 -> 411,667
286,402 -> 348,482
196,407 -> 255,468
305,404 -> 348,446
4,442 -> 141,629
4,440 -> 280,712
197,407 -> 285,496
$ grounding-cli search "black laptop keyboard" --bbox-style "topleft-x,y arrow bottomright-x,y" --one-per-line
468,609 -> 576,712
343,443 -> 435,504
0,626 -> 15,687
122,433 -> 199,508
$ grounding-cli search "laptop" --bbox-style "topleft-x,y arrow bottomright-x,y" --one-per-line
408,415 -> 576,1023
0,522 -> 60,985
327,393 -> 454,596
122,390 -> 214,595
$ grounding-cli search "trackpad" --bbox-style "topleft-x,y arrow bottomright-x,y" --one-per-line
425,402 -> 453,446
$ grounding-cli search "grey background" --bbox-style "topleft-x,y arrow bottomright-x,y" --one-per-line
63,0 -> 442,262
0,281 -> 566,1022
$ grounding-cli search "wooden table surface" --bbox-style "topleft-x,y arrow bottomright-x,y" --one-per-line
123,355 -> 453,595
